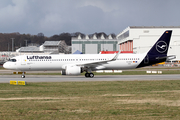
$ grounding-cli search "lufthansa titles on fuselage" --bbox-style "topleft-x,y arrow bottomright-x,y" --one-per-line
27,56 -> 52,59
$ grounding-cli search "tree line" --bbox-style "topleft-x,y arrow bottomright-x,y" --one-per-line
0,32 -> 116,51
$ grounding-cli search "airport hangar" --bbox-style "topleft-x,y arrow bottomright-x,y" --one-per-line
71,34 -> 118,54
72,26 -> 180,62
117,26 -> 180,61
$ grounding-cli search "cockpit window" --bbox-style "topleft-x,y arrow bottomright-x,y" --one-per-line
8,59 -> 17,62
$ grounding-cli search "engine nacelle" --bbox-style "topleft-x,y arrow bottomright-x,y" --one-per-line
61,65 -> 82,75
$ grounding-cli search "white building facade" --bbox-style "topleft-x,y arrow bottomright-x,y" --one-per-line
117,26 -> 180,61
72,34 -> 118,54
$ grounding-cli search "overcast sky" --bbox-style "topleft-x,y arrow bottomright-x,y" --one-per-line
0,0 -> 179,36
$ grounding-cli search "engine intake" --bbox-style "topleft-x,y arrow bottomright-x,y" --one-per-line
61,65 -> 82,75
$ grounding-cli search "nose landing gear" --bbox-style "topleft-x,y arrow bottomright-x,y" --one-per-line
21,72 -> 25,78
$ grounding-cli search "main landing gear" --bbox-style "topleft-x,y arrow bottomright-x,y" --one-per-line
85,73 -> 94,78
84,68 -> 94,78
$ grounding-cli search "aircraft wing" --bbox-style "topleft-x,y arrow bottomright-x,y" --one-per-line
76,51 -> 121,68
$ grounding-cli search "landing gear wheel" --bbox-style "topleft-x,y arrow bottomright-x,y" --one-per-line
85,73 -> 94,78
21,75 -> 25,78
85,73 -> 90,77
89,73 -> 94,78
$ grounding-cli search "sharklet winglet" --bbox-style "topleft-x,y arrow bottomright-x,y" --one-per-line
111,51 -> 121,61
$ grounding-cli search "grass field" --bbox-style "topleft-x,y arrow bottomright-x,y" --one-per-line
0,80 -> 180,119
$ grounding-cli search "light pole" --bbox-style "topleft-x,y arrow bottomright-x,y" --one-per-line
11,38 -> 14,52
24,40 -> 28,47
7,43 -> 9,51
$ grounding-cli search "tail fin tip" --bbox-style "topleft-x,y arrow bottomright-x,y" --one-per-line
148,30 -> 172,55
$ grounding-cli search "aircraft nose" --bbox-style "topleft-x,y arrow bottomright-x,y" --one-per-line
3,62 -> 16,70
3,62 -> 8,69
3,62 -> 11,69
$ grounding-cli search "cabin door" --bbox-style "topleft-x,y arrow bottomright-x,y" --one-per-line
21,56 -> 26,65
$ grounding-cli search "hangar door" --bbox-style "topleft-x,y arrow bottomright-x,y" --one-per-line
85,44 -> 97,54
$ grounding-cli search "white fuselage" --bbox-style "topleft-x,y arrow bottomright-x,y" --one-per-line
3,53 -> 146,71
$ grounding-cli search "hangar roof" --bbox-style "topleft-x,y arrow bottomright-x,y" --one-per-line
43,41 -> 61,46
129,26 -> 180,28
18,46 -> 40,52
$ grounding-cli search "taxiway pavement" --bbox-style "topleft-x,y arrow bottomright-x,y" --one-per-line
0,74 -> 179,83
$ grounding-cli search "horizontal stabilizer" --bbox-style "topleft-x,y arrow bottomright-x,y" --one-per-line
156,55 -> 176,60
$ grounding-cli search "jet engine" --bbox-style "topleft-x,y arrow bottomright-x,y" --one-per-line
61,65 -> 82,75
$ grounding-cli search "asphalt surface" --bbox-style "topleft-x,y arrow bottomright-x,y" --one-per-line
0,69 -> 180,83
0,74 -> 179,83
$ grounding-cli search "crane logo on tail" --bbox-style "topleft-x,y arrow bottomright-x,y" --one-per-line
156,41 -> 167,53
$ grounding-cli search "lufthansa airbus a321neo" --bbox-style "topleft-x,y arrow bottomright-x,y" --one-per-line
3,30 -> 175,78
